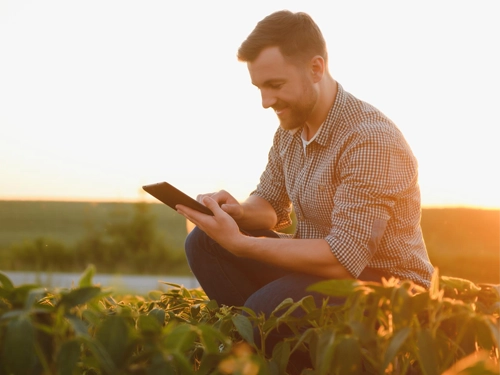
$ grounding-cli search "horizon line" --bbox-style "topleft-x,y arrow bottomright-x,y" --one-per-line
0,197 -> 498,211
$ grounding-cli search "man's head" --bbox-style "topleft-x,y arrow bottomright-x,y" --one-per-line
238,11 -> 331,132
237,10 -> 328,67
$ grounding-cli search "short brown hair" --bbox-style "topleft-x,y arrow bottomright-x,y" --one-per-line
237,10 -> 328,65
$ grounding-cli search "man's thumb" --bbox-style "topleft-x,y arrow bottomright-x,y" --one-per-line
220,203 -> 241,218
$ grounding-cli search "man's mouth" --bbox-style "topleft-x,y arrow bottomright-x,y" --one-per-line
274,107 -> 287,116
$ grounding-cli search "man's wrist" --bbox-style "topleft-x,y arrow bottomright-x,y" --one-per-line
233,234 -> 258,258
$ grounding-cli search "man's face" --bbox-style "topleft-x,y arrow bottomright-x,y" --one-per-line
248,46 -> 317,131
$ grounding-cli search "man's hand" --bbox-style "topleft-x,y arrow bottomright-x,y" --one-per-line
196,190 -> 244,220
176,196 -> 246,253
196,191 -> 278,231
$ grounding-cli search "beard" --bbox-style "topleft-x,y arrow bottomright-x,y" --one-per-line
275,78 -> 317,131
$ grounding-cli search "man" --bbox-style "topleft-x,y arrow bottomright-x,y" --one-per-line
176,9 -> 434,367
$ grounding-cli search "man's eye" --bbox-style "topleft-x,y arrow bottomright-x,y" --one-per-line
270,83 -> 283,89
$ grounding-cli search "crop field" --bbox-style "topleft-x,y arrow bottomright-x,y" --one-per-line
1,266 -> 498,374
0,201 -> 498,283
0,200 -> 186,250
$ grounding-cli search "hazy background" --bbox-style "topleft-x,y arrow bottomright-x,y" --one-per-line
1,1 -> 499,208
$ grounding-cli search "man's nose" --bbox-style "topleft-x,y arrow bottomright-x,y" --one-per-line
261,90 -> 277,109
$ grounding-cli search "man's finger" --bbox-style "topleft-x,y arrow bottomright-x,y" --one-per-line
202,196 -> 225,214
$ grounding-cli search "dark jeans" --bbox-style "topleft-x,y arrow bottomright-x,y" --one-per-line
184,227 -> 389,371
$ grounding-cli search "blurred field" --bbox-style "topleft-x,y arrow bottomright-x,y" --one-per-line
0,201 -> 498,283
0,200 -> 191,275
0,200 -> 186,250
421,207 -> 499,284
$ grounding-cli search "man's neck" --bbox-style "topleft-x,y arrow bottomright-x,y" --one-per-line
303,77 -> 338,140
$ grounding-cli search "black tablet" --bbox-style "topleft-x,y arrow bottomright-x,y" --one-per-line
142,182 -> 213,216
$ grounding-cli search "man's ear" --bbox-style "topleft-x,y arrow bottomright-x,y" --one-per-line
310,55 -> 325,83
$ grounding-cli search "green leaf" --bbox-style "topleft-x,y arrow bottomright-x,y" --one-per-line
138,314 -> 162,333
25,287 -> 48,309
0,271 -> 14,290
274,299 -> 303,324
57,339 -> 81,375
416,329 -> 439,375
306,279 -> 359,297
146,352 -> 177,375
163,324 -> 197,352
198,353 -> 224,375
67,314 -> 90,336
81,308 -> 101,327
6,284 -> 40,308
473,316 -> 496,350
205,298 -> 219,311
58,286 -> 102,309
262,316 -> 278,334
240,306 -> 258,318
148,307 -> 166,326
197,324 -> 229,354
0,315 -> 38,374
231,314 -> 255,346
95,315 -> 130,368
79,264 -> 96,288
291,327 -> 316,355
170,351 -> 194,375
80,335 -> 117,374
441,350 -> 499,375
270,341 -> 291,374
271,297 -> 294,314
382,326 -> 411,370
333,335 -> 363,375
349,320 -> 377,347
216,316 -> 235,337
315,329 -> 336,375
0,309 -> 25,321
484,318 -> 500,348
411,291 -> 431,314
441,275 -> 481,297
392,286 -> 412,326
429,268 -> 441,300
299,295 -> 317,314
0,286 -> 10,299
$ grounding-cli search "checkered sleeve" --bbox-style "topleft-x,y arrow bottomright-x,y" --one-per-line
250,130 -> 294,231
324,125 -> 419,277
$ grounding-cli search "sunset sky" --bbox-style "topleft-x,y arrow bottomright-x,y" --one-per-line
1,1 -> 498,209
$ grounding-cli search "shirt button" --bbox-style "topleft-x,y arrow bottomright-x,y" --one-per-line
318,184 -> 326,192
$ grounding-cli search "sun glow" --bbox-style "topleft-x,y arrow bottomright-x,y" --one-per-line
1,1 -> 498,210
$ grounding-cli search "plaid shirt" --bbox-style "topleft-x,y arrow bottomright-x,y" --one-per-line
251,84 -> 434,288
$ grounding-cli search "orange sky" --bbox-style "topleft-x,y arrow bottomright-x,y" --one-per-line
1,1 -> 499,209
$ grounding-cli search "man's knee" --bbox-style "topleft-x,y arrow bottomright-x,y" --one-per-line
243,288 -> 290,319
243,292 -> 268,317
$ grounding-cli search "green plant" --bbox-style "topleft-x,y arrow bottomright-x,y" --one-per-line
0,266 -> 498,374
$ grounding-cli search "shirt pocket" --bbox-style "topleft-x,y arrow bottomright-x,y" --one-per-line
301,181 -> 337,228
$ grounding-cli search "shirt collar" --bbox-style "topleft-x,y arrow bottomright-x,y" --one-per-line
287,83 -> 346,147
312,83 -> 346,147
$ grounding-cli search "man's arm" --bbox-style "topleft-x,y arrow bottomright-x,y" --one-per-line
236,195 -> 279,230
176,196 -> 352,280
235,235 -> 352,279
